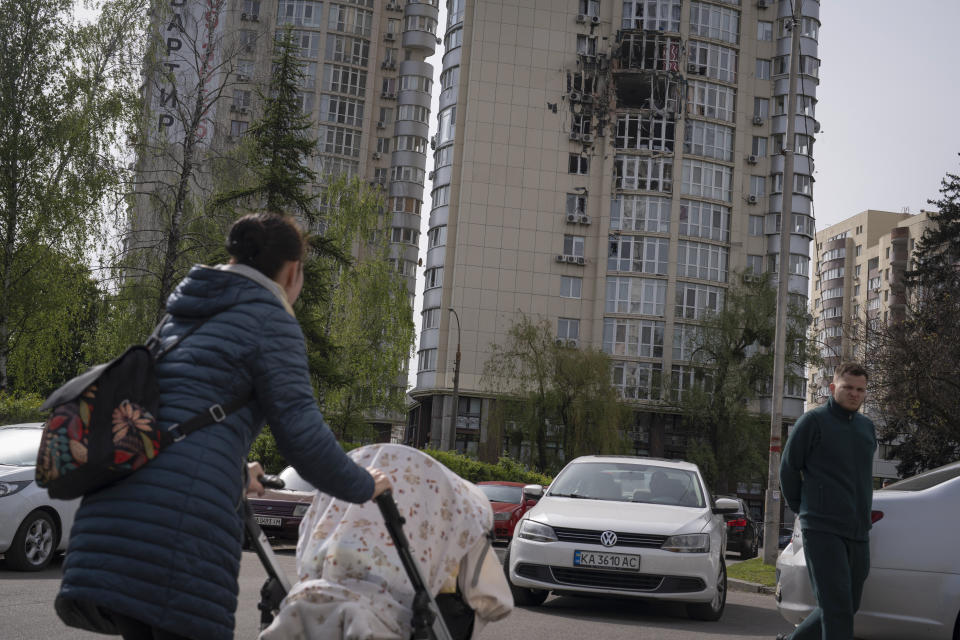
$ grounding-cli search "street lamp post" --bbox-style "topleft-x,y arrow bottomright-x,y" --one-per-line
443,307 -> 461,452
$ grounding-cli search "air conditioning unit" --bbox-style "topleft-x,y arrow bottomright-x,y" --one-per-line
373,152 -> 382,160
567,338 -> 580,348
579,215 -> 591,225
566,213 -> 578,222
386,1 -> 400,10
381,61 -> 396,70
757,0 -> 769,8
236,73 -> 249,82
582,133 -> 594,143
747,154 -> 758,164
230,104 -> 238,112
385,32 -> 395,41
576,13 -> 586,23
566,255 -> 578,264
430,135 -> 438,150
569,131 -> 581,141
428,170 -> 436,180
382,91 -> 396,99
239,106 -> 250,114
250,14 -> 259,22
240,12 -> 248,20
581,93 -> 594,104
243,44 -> 254,53
748,195 -> 758,204
555,338 -> 566,346
753,115 -> 764,125
556,254 -> 566,263
576,257 -> 585,265
569,91 -> 581,102
591,15 -> 600,25
687,63 -> 699,74
376,121 -> 385,129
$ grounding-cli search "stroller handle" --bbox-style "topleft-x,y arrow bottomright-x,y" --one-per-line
258,474 -> 285,490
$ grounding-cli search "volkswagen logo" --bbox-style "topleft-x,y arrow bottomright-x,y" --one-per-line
600,530 -> 618,547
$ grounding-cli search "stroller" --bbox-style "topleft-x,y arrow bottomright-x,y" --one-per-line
245,484 -> 456,639
247,444 -> 511,640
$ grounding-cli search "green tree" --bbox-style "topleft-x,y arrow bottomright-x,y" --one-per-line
866,164 -> 960,475
672,272 -> 816,491
483,313 -> 627,472
0,0 -> 146,392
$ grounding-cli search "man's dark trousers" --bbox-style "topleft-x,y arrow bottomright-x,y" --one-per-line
787,530 -> 870,640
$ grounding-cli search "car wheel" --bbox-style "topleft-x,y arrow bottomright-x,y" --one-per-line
745,534 -> 759,559
5,510 -> 58,571
503,544 -> 549,607
687,559 -> 726,621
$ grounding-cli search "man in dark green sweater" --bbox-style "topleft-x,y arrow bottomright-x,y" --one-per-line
776,362 -> 876,640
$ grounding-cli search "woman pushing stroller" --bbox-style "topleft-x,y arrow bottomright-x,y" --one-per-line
260,443 -> 514,640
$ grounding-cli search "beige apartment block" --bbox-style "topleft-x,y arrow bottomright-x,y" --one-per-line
809,208 -> 934,404
133,0 -> 440,438
410,0 -> 821,464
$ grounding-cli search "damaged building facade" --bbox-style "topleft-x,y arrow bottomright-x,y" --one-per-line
409,0 -> 821,464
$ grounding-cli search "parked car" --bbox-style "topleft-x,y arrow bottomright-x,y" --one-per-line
477,480 -> 536,542
0,423 -> 81,571
247,466 -> 315,541
714,495 -> 759,558
505,455 -> 739,621
777,526 -> 793,550
776,460 -> 960,639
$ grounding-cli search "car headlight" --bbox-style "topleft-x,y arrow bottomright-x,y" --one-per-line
0,480 -> 32,498
517,519 -> 557,543
293,504 -> 309,518
662,533 -> 710,553
493,511 -> 512,521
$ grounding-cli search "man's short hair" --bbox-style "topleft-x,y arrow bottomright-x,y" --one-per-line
834,362 -> 868,382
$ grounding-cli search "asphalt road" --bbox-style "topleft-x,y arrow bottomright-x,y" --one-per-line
0,549 -> 785,640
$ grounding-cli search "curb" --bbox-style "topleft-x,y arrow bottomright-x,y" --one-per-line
729,577 -> 776,595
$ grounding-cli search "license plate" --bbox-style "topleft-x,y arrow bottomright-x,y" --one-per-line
573,550 -> 640,571
255,516 -> 282,528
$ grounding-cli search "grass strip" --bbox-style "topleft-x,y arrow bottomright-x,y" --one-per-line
727,557 -> 777,587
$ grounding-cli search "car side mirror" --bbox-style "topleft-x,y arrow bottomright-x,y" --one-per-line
712,497 -> 740,515
522,484 -> 543,501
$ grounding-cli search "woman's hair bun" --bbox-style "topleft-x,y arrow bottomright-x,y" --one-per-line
227,217 -> 265,261
225,212 -> 305,279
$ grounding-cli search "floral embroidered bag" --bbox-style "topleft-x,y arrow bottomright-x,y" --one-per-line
35,315 -> 245,500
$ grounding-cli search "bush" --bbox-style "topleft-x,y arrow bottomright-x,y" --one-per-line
0,392 -> 47,424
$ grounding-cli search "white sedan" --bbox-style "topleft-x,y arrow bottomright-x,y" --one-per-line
0,423 -> 81,571
505,455 -> 739,621
776,460 -> 960,639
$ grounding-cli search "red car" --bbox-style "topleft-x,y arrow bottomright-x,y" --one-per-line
248,466 -> 315,542
477,481 -> 537,542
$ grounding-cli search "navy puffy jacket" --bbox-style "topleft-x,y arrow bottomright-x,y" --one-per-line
57,265 -> 374,640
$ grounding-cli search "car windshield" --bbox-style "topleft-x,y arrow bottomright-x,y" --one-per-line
278,467 -> 316,492
548,461 -> 705,507
479,484 -> 523,504
883,461 -> 960,492
0,427 -> 41,466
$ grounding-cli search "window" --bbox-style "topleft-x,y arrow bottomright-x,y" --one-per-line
576,35 -> 597,56
432,184 -> 450,206
328,3 -> 373,36
417,348 -> 437,371
447,0 -> 464,26
557,318 -> 580,341
756,59 -> 770,80
277,0 -> 323,27
757,21 -> 773,41
560,276 -> 582,299
435,145 -> 453,167
372,167 -> 388,185
675,282 -> 724,319
229,120 -> 249,137
676,240 -> 728,283
681,159 -> 732,202
392,165 -> 425,184
774,54 -> 820,78
689,2 -> 739,44
325,35 -> 369,66
236,59 -> 255,78
427,225 -> 446,248
440,66 -> 459,96
687,41 -> 738,83
405,14 -> 438,34
622,0 -> 681,32
678,200 -> 730,242
610,195 -> 671,232
603,318 -> 664,358
750,175 -> 765,197
686,80 -> 736,123
789,253 -> 809,276
445,26 -> 463,50
391,227 -> 419,245
394,135 -> 427,154
821,267 -> 844,280
753,97 -> 769,119
566,193 -> 587,215
611,361 -> 662,401
422,307 -> 441,329
381,77 -> 397,96
855,264 -> 862,277
437,106 -> 456,144
397,104 -> 429,124
615,114 -> 676,152
683,120 -> 734,161
424,266 -> 443,289
239,29 -> 257,51
389,196 -> 421,214
288,29 -> 322,57
751,136 -> 767,157
746,254 -> 763,274
794,174 -> 812,196
387,18 -> 399,34
323,64 -> 367,96
317,125 -> 360,157
319,95 -> 364,127
614,155 -> 673,192
606,277 -> 667,316
747,214 -> 764,236
856,244 -> 863,257
578,0 -> 599,18
563,235 -> 586,257
671,365 -> 714,401
568,154 -> 589,175
607,236 -> 669,274
378,106 -> 393,124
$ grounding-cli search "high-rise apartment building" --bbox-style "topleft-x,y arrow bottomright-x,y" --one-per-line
808,209 -> 933,404
409,0 -> 821,458
136,0 -> 441,438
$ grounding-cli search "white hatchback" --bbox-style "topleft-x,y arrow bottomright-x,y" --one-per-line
776,460 -> 960,639
505,455 -> 739,621
0,423 -> 81,571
